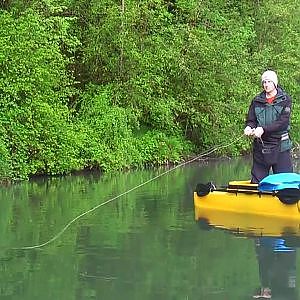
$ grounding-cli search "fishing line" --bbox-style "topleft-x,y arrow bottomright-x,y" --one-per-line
14,134 -> 244,250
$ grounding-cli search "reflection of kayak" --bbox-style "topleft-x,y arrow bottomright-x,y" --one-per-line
194,180 -> 300,220
194,206 -> 300,237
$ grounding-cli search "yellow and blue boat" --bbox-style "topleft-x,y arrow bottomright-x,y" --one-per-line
194,180 -> 300,220
194,177 -> 300,236
194,173 -> 300,236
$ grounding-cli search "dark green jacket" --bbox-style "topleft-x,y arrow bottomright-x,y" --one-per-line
245,87 -> 292,151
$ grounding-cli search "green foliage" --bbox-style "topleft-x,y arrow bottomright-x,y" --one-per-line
0,135 -> 13,180
251,0 -> 300,142
0,10 -> 82,179
1,0 -> 300,179
134,130 -> 194,165
77,85 -> 193,171
77,84 -> 137,171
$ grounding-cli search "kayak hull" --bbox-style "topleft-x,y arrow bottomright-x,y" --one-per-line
194,190 -> 300,220
194,179 -> 300,236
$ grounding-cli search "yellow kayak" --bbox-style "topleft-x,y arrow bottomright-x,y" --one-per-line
194,180 -> 300,220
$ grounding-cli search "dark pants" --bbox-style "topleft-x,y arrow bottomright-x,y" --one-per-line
251,148 -> 293,184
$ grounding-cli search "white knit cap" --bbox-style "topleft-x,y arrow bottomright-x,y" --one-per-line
261,70 -> 278,87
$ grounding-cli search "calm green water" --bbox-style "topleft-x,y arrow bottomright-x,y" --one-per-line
0,156 -> 299,300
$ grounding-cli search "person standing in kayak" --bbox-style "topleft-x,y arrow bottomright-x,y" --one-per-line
243,70 -> 293,183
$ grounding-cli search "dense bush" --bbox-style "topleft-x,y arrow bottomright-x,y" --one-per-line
0,0 -> 299,180
0,10 -> 83,179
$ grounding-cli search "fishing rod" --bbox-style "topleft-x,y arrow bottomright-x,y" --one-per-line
14,134 -> 245,250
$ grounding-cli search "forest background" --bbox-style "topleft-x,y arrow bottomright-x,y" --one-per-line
0,0 -> 299,180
